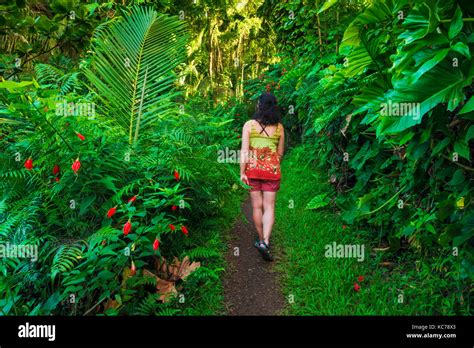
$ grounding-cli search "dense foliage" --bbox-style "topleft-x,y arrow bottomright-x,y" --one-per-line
0,4 -> 241,315
253,0 -> 473,313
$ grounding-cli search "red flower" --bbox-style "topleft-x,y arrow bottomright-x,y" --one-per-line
130,261 -> 136,276
171,205 -> 178,211
342,225 -> 346,229
357,275 -> 364,282
354,283 -> 361,292
153,238 -> 160,251
72,158 -> 81,173
174,170 -> 180,181
53,165 -> 60,175
128,195 -> 137,204
123,220 -> 132,235
169,224 -> 176,231
181,225 -> 188,236
107,206 -> 117,218
24,158 -> 33,170
76,132 -> 85,141
55,177 -> 60,182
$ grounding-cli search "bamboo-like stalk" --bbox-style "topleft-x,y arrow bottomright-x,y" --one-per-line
316,1 -> 323,54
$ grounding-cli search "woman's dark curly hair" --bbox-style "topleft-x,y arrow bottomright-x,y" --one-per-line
253,92 -> 281,126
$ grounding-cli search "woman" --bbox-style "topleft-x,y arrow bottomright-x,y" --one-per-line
240,92 -> 284,261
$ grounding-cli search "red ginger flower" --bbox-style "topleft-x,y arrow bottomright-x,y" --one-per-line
107,206 -> 117,218
153,238 -> 160,251
123,220 -> 132,235
169,224 -> 176,231
130,261 -> 136,276
354,283 -> 361,292
72,158 -> 81,173
24,158 -> 33,170
174,170 -> 180,181
128,195 -> 137,203
181,225 -> 188,236
76,132 -> 85,141
358,275 -> 364,282
53,165 -> 60,175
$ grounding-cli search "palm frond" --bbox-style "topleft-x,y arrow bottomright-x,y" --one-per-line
83,6 -> 189,144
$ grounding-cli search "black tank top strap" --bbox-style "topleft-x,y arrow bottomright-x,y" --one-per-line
256,120 -> 270,137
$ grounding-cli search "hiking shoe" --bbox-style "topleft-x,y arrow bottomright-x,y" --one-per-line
256,241 -> 274,262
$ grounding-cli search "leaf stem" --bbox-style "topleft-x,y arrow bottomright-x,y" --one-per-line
31,101 -> 75,153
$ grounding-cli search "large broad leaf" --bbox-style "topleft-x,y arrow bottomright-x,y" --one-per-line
408,48 -> 450,83
398,1 -> 439,44
377,62 -> 472,134
391,33 -> 450,78
340,0 -> 403,49
343,31 -> 389,78
83,6 -> 188,145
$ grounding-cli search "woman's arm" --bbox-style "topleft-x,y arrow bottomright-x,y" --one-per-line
277,123 -> 285,161
240,121 -> 250,185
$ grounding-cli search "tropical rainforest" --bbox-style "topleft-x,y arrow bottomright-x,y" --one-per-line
0,0 -> 472,315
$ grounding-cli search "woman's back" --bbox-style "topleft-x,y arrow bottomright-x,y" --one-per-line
246,120 -> 282,180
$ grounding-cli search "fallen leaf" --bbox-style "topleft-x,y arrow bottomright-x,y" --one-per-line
143,269 -> 177,303
103,299 -> 120,311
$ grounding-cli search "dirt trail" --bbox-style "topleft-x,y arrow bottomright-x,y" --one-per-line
223,198 -> 285,315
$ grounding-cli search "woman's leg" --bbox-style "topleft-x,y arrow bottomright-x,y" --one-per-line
262,191 -> 277,245
250,191 -> 264,241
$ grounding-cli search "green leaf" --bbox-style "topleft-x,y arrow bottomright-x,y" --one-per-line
448,6 -> 463,40
450,42 -> 470,59
459,96 -> 474,114
399,1 -> 439,44
399,131 -> 415,145
454,139 -> 470,160
83,6 -> 188,145
305,193 -> 330,210
409,48 -> 449,83
98,176 -> 118,193
379,62 -> 470,134
431,137 -> 450,156
448,169 -> 465,186
80,195 -> 96,215
466,125 -> 474,142
318,0 -> 338,14
0,80 -> 35,91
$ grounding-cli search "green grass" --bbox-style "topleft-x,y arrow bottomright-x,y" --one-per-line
273,147 -> 471,315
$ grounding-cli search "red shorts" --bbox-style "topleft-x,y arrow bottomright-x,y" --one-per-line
248,178 -> 281,192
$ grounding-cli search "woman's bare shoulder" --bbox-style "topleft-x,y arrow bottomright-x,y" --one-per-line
243,119 -> 254,129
